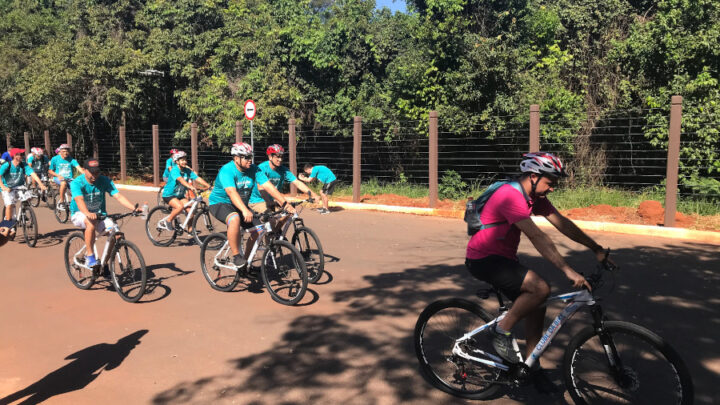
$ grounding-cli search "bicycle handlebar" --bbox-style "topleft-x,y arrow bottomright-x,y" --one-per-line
584,249 -> 619,291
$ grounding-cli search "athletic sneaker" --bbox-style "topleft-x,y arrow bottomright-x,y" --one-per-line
233,254 -> 247,268
56,202 -> 66,211
474,325 -> 521,364
319,208 -> 330,215
85,255 -> 98,267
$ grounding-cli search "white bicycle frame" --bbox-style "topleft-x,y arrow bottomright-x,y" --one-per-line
212,219 -> 276,272
452,289 -> 595,371
71,217 -> 124,271
8,186 -> 35,222
160,195 -> 203,230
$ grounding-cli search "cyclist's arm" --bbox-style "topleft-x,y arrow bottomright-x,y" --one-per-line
514,218 -> 589,289
112,193 -> 139,211
74,195 -> 94,218
29,171 -> 46,190
291,179 -> 319,199
193,177 -> 210,190
258,181 -> 294,213
0,165 -> 8,192
225,187 -> 253,220
545,212 -> 607,262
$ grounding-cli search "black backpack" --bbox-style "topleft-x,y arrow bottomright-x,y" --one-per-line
463,181 -> 524,236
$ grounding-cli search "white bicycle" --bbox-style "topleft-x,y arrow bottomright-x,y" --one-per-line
145,192 -> 220,246
414,255 -> 693,404
4,186 -> 39,247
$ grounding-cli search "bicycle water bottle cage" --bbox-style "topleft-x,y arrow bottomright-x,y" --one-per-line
475,288 -> 494,300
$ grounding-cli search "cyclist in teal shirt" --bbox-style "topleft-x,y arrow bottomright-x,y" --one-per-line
248,144 -> 319,217
1,148 -> 47,221
48,144 -> 85,210
162,149 -> 178,182
208,142 -> 294,268
70,158 -> 141,267
158,150 -> 210,231
299,164 -> 337,214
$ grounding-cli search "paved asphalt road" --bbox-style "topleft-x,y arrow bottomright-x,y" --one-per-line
1,189 -> 718,404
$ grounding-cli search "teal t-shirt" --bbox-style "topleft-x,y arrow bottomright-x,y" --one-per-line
163,165 -> 199,198
209,161 -> 269,206
162,157 -> 175,178
310,165 -> 336,184
0,161 -> 34,188
70,175 -> 118,216
248,161 -> 297,204
49,155 -> 80,178
27,155 -> 50,174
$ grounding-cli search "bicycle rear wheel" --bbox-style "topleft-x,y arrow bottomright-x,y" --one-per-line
109,240 -> 147,303
145,205 -> 178,246
46,187 -> 56,209
564,320 -> 693,405
414,298 -> 503,400
54,196 -> 69,223
291,226 -> 324,284
28,186 -> 40,207
191,209 -> 222,246
64,231 -> 95,289
21,205 -> 38,247
200,233 -> 240,292
260,240 -> 308,305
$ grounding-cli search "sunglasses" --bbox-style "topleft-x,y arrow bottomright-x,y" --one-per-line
239,154 -> 253,160
271,154 -> 284,158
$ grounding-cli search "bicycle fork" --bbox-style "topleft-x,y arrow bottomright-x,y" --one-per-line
590,304 -> 626,383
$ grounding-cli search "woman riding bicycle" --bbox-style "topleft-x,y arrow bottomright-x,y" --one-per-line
157,150 -> 210,232
465,152 -> 614,393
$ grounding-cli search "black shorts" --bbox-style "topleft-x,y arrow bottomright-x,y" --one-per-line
465,255 -> 529,301
162,196 -> 177,205
209,203 -> 260,229
322,180 -> 337,195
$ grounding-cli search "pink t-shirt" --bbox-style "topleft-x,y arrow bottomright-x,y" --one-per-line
466,183 -> 557,261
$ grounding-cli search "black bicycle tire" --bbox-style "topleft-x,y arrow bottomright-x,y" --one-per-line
414,298 -> 503,400
291,226 -> 324,284
145,205 -> 177,247
28,186 -> 40,207
64,231 -> 96,289
156,187 -> 164,206
46,188 -> 56,209
109,240 -> 147,303
260,239 -> 308,306
22,205 -> 38,247
199,233 -> 240,292
54,193 -> 70,223
563,320 -> 694,405
190,209 -> 217,246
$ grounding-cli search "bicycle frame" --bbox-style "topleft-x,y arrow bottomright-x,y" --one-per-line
211,219 -> 276,272
8,187 -> 34,221
71,218 -> 124,271
162,196 -> 204,231
452,289 -> 595,371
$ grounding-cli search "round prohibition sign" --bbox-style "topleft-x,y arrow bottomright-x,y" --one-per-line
244,99 -> 256,120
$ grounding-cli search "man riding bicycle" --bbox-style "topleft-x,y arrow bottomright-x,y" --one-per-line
248,144 -> 319,229
70,158 -> 142,267
207,142 -> 295,269
27,147 -> 50,185
466,152 -> 612,393
48,144 -> 85,210
157,150 -> 211,231
1,148 -> 47,221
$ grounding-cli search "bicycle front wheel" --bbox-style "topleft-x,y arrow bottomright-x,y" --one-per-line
191,209 -> 222,246
64,231 -> 95,289
414,298 -> 503,400
46,188 -> 56,209
291,226 -> 324,284
21,205 -> 38,247
156,187 -> 164,206
28,186 -> 40,207
109,240 -> 147,303
261,240 -> 308,305
564,320 -> 693,405
145,205 -> 177,246
200,233 -> 240,292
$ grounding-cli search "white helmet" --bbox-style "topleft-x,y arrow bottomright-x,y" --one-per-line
172,150 -> 187,162
520,152 -> 566,177
58,143 -> 71,150
231,142 -> 253,157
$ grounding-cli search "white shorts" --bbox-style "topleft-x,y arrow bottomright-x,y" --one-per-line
2,189 -> 21,206
71,212 -> 111,233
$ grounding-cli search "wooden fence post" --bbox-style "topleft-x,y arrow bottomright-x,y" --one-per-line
353,116 -> 362,203
66,132 -> 72,151
530,104 -> 540,152
119,124 -> 127,182
152,124 -> 160,187
289,118 -> 297,196
429,111 -> 439,208
664,96 -> 683,227
235,121 -> 243,143
191,122 -> 198,172
24,131 -> 30,154
44,130 -> 51,155
5,133 -> 11,150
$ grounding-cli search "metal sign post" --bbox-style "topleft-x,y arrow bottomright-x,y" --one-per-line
244,99 -> 256,163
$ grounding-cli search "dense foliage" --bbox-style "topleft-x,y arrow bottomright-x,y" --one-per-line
1,0 -> 718,189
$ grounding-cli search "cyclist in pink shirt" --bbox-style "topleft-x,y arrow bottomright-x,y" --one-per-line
467,152 -> 611,393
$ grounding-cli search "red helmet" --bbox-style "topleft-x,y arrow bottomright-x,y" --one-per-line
266,144 -> 285,155
169,148 -> 179,155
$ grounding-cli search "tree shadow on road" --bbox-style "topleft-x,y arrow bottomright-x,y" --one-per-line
0,330 -> 148,405
140,263 -> 194,303
151,242 -> 720,404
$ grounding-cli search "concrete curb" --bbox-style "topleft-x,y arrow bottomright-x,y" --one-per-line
113,183 -> 720,245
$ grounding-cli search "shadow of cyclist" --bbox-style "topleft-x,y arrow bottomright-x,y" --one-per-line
0,329 -> 148,405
